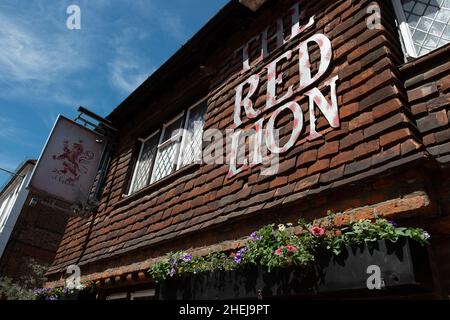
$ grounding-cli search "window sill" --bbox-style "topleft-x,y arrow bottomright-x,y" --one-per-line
399,43 -> 450,74
115,163 -> 201,208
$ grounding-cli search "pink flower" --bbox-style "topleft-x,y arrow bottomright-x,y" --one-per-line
285,246 -> 297,252
275,245 -> 297,256
310,226 -> 325,237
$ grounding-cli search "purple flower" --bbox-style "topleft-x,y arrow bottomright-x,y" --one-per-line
183,254 -> 193,262
234,248 -> 246,264
387,220 -> 398,227
44,294 -> 58,301
423,231 -> 431,240
34,288 -> 43,295
34,288 -> 51,298
250,232 -> 262,242
169,268 -> 177,277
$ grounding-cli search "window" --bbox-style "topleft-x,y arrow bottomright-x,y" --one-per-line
0,183 -> 20,233
129,132 -> 160,194
151,113 -> 185,183
393,0 -> 450,58
128,100 -> 207,194
179,102 -> 208,167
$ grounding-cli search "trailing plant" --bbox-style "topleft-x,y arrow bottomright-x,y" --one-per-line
243,224 -> 315,271
322,219 -> 430,255
149,251 -> 236,282
148,217 -> 431,282
33,287 -> 66,301
33,281 -> 94,301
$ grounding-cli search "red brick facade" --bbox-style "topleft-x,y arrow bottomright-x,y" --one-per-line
46,0 -> 450,299
0,191 -> 68,281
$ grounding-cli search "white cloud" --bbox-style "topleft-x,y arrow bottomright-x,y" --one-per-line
0,0 -> 189,107
108,28 -> 154,95
110,54 -> 150,94
0,8 -> 93,110
0,12 -> 88,84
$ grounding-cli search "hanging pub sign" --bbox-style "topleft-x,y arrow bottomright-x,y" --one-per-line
28,115 -> 105,207
229,2 -> 340,177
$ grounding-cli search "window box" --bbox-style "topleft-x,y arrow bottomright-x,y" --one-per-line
157,238 -> 432,300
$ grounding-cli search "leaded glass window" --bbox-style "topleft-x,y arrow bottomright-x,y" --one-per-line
395,0 -> 450,57
179,101 -> 207,168
129,132 -> 159,193
129,100 -> 208,194
151,114 -> 184,183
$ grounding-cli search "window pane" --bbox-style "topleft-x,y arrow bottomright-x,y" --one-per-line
151,117 -> 184,183
416,17 -> 433,32
152,142 -> 180,182
408,13 -> 421,27
131,134 -> 159,193
402,0 -> 450,56
436,8 -> 450,23
413,29 -> 427,44
413,2 -> 427,15
162,117 -> 184,141
403,0 -> 415,11
180,102 -> 207,167
443,24 -> 450,39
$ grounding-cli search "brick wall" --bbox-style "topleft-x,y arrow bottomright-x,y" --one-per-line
404,48 -> 450,165
0,193 -> 68,281
46,0 -> 450,298
400,45 -> 450,299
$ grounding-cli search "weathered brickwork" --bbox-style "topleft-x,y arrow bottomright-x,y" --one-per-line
46,0 -> 450,298
0,193 -> 68,280
403,47 -> 450,165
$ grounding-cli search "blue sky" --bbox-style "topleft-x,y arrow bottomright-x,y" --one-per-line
0,0 -> 228,187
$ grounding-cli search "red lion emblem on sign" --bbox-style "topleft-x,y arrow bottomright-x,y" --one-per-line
52,140 -> 95,184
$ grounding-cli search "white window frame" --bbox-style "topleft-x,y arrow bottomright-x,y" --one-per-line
127,98 -> 208,195
177,98 -> 208,170
150,112 -> 185,184
392,0 -> 419,59
392,0 -> 450,60
128,130 -> 160,195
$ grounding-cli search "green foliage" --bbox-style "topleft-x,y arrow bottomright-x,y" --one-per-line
243,224 -> 314,271
33,282 -> 94,301
33,287 -> 65,301
324,219 -> 430,255
149,251 -> 236,282
148,260 -> 171,282
148,217 -> 431,283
